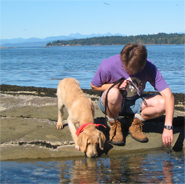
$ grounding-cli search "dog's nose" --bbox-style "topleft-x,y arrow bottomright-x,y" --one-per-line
91,154 -> 97,158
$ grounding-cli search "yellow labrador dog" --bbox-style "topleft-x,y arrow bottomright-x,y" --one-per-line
56,78 -> 106,158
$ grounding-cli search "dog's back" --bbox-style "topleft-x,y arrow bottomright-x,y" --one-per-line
57,78 -> 94,124
57,78 -> 83,107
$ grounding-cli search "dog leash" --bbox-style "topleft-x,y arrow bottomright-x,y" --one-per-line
104,77 -> 148,116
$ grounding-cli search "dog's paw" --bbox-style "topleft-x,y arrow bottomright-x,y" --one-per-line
56,124 -> 63,130
75,145 -> 80,151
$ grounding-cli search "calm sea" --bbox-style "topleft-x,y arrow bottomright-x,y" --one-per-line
0,45 -> 185,183
1,45 -> 185,93
1,149 -> 184,183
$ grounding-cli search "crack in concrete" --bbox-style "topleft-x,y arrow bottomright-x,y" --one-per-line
1,140 -> 75,149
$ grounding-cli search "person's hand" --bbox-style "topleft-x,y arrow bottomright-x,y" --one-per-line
162,128 -> 173,146
117,80 -> 130,90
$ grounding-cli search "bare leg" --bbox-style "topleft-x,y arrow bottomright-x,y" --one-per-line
140,95 -> 165,120
128,95 -> 165,142
101,87 -> 124,145
101,87 -> 122,118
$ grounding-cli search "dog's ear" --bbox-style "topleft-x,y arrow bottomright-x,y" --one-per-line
98,131 -> 106,150
77,133 -> 88,153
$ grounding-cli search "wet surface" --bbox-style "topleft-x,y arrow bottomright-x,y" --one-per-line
1,149 -> 184,184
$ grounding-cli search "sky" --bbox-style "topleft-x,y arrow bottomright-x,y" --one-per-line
0,0 -> 185,39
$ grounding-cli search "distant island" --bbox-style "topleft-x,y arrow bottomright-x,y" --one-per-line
46,33 -> 185,46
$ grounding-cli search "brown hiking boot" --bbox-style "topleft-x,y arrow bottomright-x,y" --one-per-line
108,119 -> 124,145
128,118 -> 148,142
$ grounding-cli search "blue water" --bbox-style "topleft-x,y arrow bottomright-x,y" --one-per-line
1,149 -> 184,183
1,45 -> 185,93
0,45 -> 185,183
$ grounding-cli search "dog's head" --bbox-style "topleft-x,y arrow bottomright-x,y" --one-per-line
77,128 -> 106,158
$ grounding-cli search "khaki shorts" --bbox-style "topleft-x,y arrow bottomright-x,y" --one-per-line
98,94 -> 154,116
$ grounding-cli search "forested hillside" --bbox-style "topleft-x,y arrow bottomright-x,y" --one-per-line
46,33 -> 185,46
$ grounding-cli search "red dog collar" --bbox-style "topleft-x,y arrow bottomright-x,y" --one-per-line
76,123 -> 106,136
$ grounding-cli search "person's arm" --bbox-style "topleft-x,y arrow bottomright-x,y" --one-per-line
90,83 -> 113,92
90,80 -> 130,92
160,87 -> 174,146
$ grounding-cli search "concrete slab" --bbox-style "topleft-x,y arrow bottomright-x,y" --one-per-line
0,92 -> 184,160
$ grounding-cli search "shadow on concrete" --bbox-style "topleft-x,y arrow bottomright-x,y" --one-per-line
94,116 -> 185,155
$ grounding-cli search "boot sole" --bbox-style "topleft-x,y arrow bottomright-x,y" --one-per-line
129,131 -> 148,143
109,140 -> 125,145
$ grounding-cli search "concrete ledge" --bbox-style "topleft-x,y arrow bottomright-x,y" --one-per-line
0,91 -> 184,161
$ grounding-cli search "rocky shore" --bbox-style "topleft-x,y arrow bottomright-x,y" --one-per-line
0,84 -> 184,160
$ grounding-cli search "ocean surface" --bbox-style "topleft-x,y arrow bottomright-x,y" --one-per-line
1,149 -> 185,183
1,45 -> 185,93
0,45 -> 185,183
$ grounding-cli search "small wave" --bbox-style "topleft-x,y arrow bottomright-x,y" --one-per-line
49,78 -> 63,80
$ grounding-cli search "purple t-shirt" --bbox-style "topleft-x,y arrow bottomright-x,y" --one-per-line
91,54 -> 168,100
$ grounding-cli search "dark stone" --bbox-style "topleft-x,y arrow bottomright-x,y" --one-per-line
0,84 -> 184,111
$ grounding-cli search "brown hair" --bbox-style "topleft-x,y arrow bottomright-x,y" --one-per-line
120,43 -> 147,74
